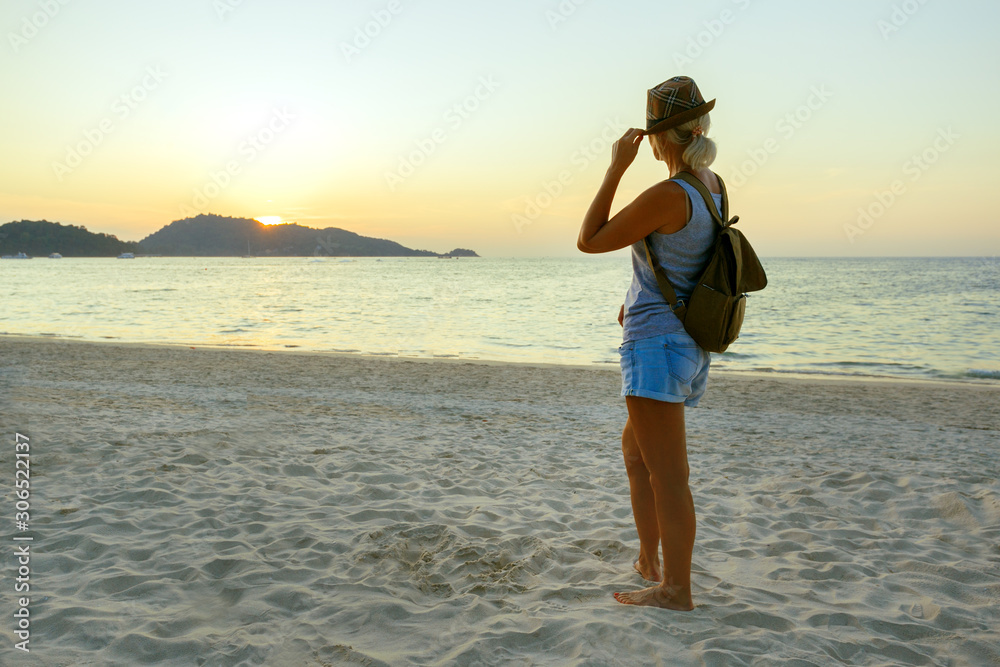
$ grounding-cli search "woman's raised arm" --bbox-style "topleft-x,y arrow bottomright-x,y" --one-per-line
577,129 -> 684,253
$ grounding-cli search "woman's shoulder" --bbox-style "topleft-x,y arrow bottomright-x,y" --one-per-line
671,169 -> 722,196
640,180 -> 690,236
644,178 -> 689,204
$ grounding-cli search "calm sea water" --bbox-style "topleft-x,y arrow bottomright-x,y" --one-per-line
2,256 -> 997,382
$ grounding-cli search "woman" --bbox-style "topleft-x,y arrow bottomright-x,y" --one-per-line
577,76 -> 722,610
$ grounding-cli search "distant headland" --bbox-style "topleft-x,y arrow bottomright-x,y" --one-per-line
0,216 -> 478,258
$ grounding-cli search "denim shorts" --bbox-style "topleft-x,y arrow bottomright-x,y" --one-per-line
619,330 -> 711,407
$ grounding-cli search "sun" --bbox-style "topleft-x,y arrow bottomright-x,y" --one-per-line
256,216 -> 282,225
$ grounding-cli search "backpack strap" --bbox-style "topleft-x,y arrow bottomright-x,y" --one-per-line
673,171 -> 732,227
643,238 -> 688,321
640,170 -> 729,322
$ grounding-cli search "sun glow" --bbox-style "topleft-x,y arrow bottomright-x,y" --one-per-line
256,216 -> 282,225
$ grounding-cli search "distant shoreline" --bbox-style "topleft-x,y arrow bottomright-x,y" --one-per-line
0,254 -> 479,259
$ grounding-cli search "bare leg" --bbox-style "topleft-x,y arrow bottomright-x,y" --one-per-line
622,417 -> 661,582
614,396 -> 695,610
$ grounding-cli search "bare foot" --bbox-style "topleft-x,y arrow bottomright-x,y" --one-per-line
632,558 -> 661,583
613,583 -> 693,610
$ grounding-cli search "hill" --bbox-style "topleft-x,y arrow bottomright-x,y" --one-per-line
138,214 -> 477,257
442,248 -> 478,257
0,220 -> 140,257
0,216 -> 478,258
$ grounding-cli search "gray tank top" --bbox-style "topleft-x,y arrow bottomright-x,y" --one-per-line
622,175 -> 722,342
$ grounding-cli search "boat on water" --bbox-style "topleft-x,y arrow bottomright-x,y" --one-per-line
117,252 -> 135,259
1,252 -> 31,259
49,252 -> 63,259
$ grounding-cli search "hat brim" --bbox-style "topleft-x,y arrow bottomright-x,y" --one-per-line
643,99 -> 716,136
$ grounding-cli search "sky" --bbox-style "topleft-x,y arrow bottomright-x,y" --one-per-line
1,0 -> 998,257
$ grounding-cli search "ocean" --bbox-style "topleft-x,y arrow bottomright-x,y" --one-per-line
2,256 -> 997,383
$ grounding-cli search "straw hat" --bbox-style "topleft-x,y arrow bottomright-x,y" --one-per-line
644,76 -> 715,135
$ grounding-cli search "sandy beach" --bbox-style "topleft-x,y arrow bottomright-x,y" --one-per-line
1,335 -> 998,666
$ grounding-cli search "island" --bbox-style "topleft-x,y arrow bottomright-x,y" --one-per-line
0,216 -> 478,258
0,220 -> 139,258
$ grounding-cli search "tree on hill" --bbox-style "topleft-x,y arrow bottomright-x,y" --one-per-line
0,220 -> 139,257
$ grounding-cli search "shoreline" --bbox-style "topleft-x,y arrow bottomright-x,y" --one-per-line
2,332 -> 996,390
4,333 -> 997,436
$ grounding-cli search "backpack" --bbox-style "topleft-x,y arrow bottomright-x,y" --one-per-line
642,171 -> 767,354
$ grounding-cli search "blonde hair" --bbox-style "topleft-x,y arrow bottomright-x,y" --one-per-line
651,113 -> 717,168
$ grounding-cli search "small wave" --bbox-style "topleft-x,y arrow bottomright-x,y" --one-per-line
742,365 -> 1000,385
811,360 -> 928,370
749,366 -> 899,380
966,369 -> 1000,380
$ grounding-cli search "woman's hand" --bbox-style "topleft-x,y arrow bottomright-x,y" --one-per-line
577,128 -> 668,254
618,304 -> 625,327
609,128 -> 644,175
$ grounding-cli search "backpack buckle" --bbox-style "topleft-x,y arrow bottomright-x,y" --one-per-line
670,299 -> 686,313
